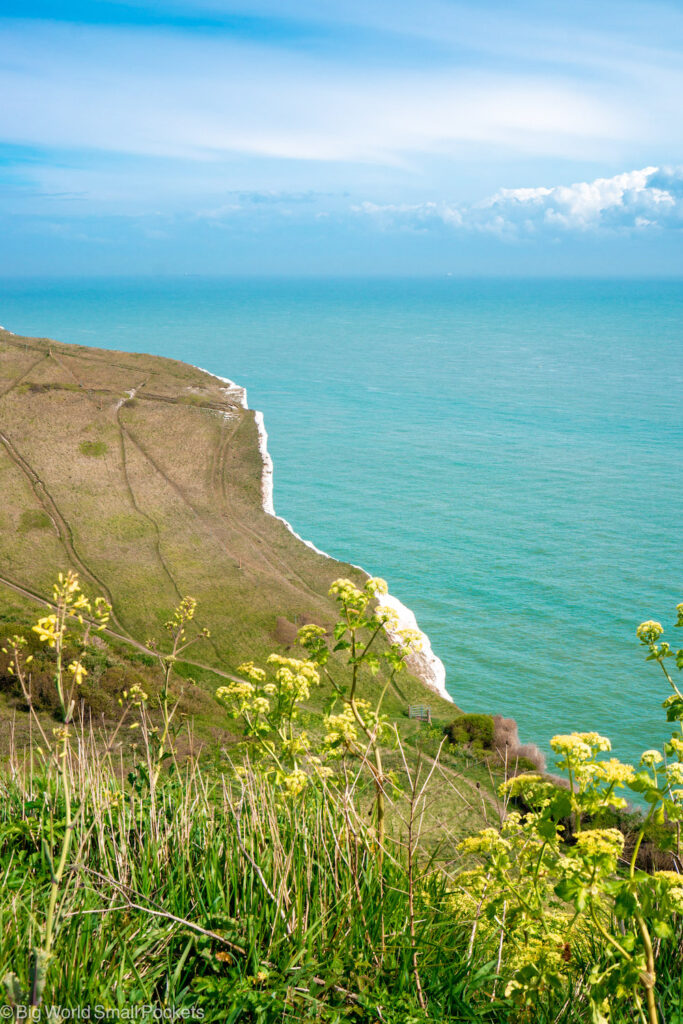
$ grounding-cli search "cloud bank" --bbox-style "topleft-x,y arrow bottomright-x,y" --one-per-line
356,167 -> 683,237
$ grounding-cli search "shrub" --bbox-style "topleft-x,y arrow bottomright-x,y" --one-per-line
445,712 -> 495,749
17,510 -> 51,532
79,440 -> 108,457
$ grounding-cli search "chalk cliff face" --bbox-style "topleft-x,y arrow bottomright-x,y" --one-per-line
0,327 -> 451,708
244,388 -> 451,704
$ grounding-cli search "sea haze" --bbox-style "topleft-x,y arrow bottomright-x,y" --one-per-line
1,276 -> 681,766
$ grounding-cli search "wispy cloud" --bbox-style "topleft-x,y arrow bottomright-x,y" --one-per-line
0,19 -> 661,168
355,167 -> 683,237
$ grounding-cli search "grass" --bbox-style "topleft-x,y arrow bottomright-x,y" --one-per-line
2,716 -> 682,1024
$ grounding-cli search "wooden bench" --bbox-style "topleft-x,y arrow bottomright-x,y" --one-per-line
408,704 -> 432,724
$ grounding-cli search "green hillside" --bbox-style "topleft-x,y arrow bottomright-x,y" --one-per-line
0,327 -> 454,728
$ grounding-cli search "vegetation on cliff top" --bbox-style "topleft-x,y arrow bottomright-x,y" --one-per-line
0,571 -> 682,1023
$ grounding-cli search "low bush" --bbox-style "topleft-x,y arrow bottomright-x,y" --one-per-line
445,711 -> 495,749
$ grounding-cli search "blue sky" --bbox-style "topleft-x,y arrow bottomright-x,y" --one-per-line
2,0 -> 683,275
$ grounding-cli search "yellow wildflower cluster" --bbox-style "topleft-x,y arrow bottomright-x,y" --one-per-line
119,683 -> 149,708
33,614 -> 63,648
550,734 -> 593,760
458,828 -> 511,858
640,749 -> 663,768
32,572 -> 110,650
576,731 -> 612,752
652,873 -> 683,911
573,828 -> 624,864
670,888 -> 683,912
374,605 -> 400,629
237,661 -> 267,684
447,869 -> 490,920
654,870 -> 683,887
296,624 -> 326,645
67,660 -> 88,687
307,755 -> 334,781
216,680 -> 255,716
329,578 -> 369,611
550,732 -> 611,761
573,757 -> 635,790
328,576 -> 393,622
636,620 -> 664,644
282,768 -> 308,797
594,758 -> 635,786
500,773 -> 555,808
324,704 -> 359,750
667,736 -> 683,759
166,596 -> 197,635
666,763 -> 683,787
396,627 -> 423,653
266,654 -> 319,701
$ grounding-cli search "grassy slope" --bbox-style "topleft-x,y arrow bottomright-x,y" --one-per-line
0,329 -> 458,733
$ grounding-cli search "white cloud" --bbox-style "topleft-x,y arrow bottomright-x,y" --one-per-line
356,167 -> 683,236
0,20 -> 652,166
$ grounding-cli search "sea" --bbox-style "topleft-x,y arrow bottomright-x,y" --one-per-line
1,276 -> 681,769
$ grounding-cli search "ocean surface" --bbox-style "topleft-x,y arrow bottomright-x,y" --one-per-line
1,277 -> 681,768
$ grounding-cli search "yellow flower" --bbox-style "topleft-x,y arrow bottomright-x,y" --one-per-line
640,749 -> 663,768
375,605 -> 400,629
458,828 -> 511,858
636,620 -> 664,644
575,732 -> 611,753
550,734 -> 593,761
237,661 -> 266,684
667,737 -> 683,759
365,576 -> 388,595
654,870 -> 683,886
669,887 -> 683,912
67,660 -> 88,686
666,763 -> 683,787
32,615 -> 63,648
594,758 -> 635,786
329,578 -> 368,611
296,624 -> 327,644
282,768 -> 308,797
324,705 -> 359,750
396,627 -> 423,653
573,828 -> 624,863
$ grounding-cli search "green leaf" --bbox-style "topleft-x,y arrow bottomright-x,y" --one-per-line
613,889 -> 637,918
652,918 -> 674,940
537,818 -> 559,840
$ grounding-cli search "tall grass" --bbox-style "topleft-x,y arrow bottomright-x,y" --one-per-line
1,725 -> 682,1023
0,727 -> 487,1021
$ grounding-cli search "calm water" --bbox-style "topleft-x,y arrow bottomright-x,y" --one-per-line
1,277 -> 681,766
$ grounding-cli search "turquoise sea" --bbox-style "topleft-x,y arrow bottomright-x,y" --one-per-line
1,277 -> 681,767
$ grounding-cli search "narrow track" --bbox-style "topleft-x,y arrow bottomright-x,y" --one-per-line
0,351 -> 51,401
116,406 -> 183,602
0,430 -> 124,633
0,572 -> 243,684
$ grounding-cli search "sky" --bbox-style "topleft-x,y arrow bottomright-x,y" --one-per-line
2,0 -> 683,275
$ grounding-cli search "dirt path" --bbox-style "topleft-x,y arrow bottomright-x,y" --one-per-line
0,430 -> 124,633
0,572 -> 244,684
